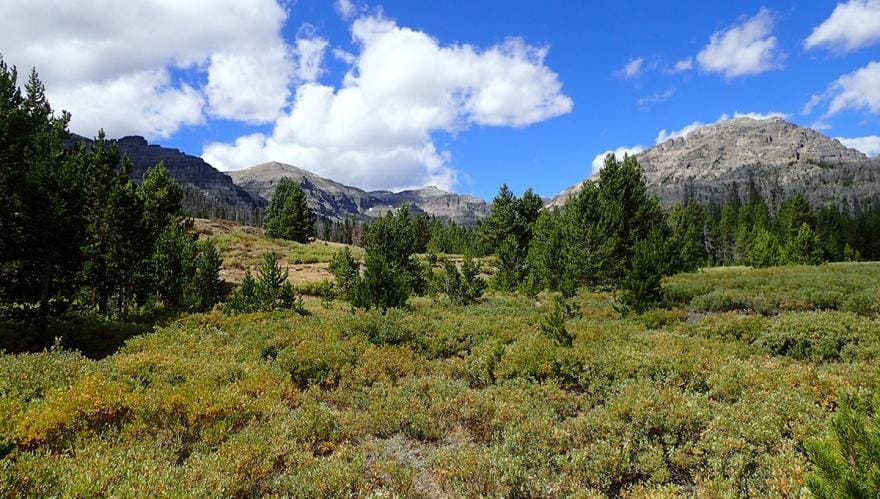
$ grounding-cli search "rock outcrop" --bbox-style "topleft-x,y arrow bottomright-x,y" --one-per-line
550,117 -> 880,213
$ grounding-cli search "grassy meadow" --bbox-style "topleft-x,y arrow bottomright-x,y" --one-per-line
1,260 -> 878,496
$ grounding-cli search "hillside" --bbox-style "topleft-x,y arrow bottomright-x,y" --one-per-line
3,262 -> 879,496
551,117 -> 880,212
229,161 -> 490,225
68,135 -> 265,224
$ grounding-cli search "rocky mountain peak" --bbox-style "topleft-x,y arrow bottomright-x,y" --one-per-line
551,117 -> 880,213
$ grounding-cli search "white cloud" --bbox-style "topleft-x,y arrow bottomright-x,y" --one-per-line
656,111 -> 788,144
54,69 -> 205,139
615,57 -> 645,79
335,0 -> 358,20
0,0 -> 293,137
719,111 -> 789,121
637,88 -> 675,107
826,61 -> 880,117
591,146 -> 645,174
811,121 -> 832,131
802,94 -> 823,115
804,0 -> 880,53
696,8 -> 784,78
204,15 -> 573,192
671,57 -> 694,73
836,135 -> 880,156
294,37 -> 329,82
333,48 -> 357,65
656,120 -> 706,143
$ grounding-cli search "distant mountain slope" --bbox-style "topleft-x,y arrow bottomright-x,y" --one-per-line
550,117 -> 880,213
68,135 -> 264,224
229,161 -> 490,225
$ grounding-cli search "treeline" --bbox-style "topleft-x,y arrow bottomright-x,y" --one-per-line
316,212 -> 477,253
0,61 -> 222,337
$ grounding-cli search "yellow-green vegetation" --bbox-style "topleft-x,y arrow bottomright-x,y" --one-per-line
2,263 -> 878,496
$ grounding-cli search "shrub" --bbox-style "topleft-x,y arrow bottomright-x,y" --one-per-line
754,312 -> 877,362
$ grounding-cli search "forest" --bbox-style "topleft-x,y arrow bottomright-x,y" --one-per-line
1,62 -> 878,497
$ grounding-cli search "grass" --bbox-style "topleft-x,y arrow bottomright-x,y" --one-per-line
193,218 -> 365,286
1,263 -> 879,496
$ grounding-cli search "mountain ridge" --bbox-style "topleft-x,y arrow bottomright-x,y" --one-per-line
550,117 -> 880,213
228,161 -> 490,225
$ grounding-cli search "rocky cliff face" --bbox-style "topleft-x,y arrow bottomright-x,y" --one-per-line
550,117 -> 880,213
68,135 -> 264,224
229,162 -> 490,225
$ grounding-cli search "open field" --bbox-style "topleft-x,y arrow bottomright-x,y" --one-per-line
1,262 -> 878,496
194,218 -> 365,286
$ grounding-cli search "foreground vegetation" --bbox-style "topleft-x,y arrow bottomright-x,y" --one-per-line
2,263 -> 878,496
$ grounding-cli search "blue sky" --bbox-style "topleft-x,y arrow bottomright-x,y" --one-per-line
1,1 -> 879,199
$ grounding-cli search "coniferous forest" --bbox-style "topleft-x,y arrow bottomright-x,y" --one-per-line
1,59 -> 880,497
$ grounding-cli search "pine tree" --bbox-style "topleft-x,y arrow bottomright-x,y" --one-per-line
784,223 -> 825,265
264,177 -> 314,242
805,388 -> 880,498
191,239 -> 222,311
669,200 -> 708,273
328,247 -> 360,301
748,227 -> 782,268
616,229 -> 667,314
356,205 -> 422,310
492,236 -> 524,292
225,253 -> 304,314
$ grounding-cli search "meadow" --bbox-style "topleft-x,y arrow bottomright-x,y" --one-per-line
1,261 -> 877,497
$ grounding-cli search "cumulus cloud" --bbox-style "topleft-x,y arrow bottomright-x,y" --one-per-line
804,0 -> 880,53
54,69 -> 205,139
0,0 -> 293,138
294,37 -> 329,82
656,111 -> 788,144
591,146 -> 645,174
204,15 -> 573,192
615,57 -> 645,79
836,135 -> 880,156
826,61 -> 880,116
696,8 -> 784,78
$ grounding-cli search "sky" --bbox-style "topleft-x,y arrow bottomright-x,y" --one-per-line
1,0 -> 879,200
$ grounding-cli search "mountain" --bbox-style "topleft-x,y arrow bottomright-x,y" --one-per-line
68,135 -> 264,224
229,161 -> 490,225
550,117 -> 880,213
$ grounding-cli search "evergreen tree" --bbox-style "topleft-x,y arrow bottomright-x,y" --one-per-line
525,209 -> 567,294
805,388 -> 880,499
191,240 -> 222,311
328,247 -> 360,302
748,227 -> 782,268
668,200 -> 708,273
540,296 -> 574,347
492,236 -> 524,292
225,253 -> 304,314
616,229 -> 667,314
264,178 -> 314,242
592,154 -> 665,286
438,254 -> 486,305
784,223 -> 825,265
356,205 -> 422,310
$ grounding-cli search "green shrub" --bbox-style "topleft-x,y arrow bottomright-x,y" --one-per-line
754,312 -> 877,362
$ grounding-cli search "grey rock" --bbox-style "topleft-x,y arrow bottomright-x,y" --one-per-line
229,162 -> 490,225
549,117 -> 880,213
